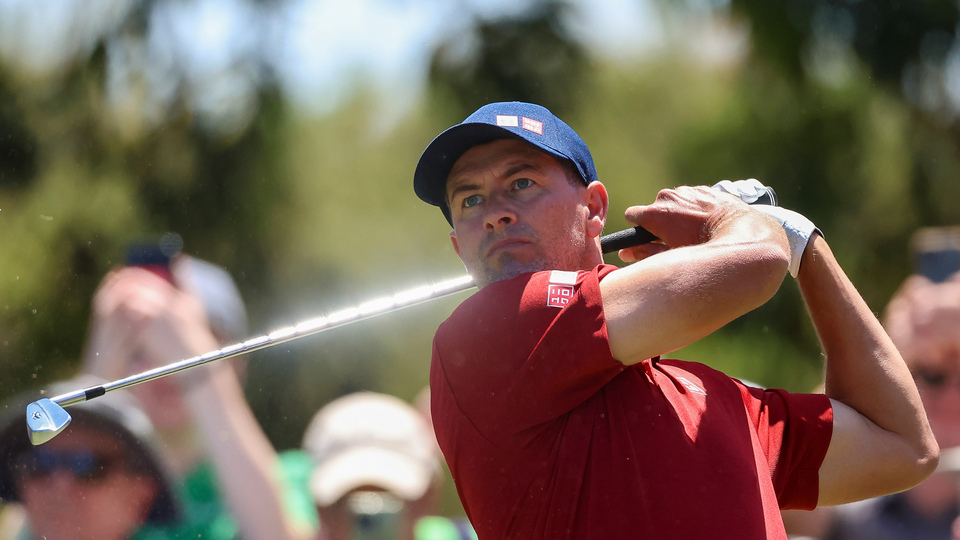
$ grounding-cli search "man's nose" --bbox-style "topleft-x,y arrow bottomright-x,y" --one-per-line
483,194 -> 517,231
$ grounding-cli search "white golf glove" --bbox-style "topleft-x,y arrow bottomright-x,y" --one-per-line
713,179 -> 818,278
712,179 -> 774,205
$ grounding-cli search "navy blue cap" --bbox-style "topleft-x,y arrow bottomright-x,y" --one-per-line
414,102 -> 598,225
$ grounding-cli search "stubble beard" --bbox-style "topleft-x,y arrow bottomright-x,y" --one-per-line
473,219 -> 588,289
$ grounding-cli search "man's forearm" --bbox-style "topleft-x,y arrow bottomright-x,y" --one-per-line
797,233 -> 939,504
185,363 -> 312,540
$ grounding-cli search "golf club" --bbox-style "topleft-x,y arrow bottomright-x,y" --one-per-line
26,185 -> 777,445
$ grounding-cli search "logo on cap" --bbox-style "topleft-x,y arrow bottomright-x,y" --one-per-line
493,115 -> 543,135
522,117 -> 543,135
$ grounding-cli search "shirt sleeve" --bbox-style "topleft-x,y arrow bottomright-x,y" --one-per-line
433,266 -> 625,442
740,384 -> 834,510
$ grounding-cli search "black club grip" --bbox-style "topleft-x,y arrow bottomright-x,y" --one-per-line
599,186 -> 777,254
600,227 -> 658,254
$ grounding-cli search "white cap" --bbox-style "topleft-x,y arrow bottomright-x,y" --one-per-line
302,392 -> 440,507
172,255 -> 248,342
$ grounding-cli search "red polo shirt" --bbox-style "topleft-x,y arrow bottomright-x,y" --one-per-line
430,265 -> 832,539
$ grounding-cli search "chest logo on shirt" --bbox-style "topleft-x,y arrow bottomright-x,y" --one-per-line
676,376 -> 707,396
547,270 -> 577,308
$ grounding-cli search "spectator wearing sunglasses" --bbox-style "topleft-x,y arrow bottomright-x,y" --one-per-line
822,268 -> 960,540
0,375 -> 182,540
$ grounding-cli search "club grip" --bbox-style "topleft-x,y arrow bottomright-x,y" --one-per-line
600,227 -> 657,254
599,186 -> 777,254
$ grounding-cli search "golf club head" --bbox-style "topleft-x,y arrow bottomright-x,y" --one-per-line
26,398 -> 72,445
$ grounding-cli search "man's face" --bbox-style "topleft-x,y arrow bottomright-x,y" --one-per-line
908,341 -> 960,449
445,139 -> 606,288
14,424 -> 159,540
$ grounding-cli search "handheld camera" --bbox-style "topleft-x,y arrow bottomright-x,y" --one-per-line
124,233 -> 183,283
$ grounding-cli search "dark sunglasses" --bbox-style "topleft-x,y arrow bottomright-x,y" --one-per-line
13,449 -> 123,483
912,367 -> 959,390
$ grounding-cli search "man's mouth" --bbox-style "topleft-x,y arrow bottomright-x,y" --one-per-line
486,238 -> 531,258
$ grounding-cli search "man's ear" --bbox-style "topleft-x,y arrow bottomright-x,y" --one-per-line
449,230 -> 462,258
584,181 -> 608,239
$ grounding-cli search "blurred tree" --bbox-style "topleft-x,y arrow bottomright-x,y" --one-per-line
726,0 -> 960,229
0,75 -> 38,190
0,0 -> 285,401
730,0 -> 959,89
427,0 -> 592,119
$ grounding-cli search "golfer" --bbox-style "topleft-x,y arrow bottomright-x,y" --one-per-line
413,101 -> 939,539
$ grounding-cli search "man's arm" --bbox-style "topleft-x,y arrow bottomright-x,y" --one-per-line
602,185 -> 792,365
797,234 -> 939,505
180,362 -> 314,540
87,267 -> 312,540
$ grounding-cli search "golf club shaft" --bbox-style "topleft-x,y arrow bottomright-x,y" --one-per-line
44,225 -> 662,408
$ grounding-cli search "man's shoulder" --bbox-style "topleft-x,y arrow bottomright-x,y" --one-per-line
441,265 -> 615,325
435,267 -> 609,351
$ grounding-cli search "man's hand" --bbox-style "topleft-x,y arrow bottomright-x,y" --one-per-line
83,264 -> 218,383
617,185 -> 757,263
602,184 -> 790,365
714,178 -> 817,278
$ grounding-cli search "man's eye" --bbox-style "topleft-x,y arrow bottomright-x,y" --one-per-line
514,178 -> 533,190
463,194 -> 482,208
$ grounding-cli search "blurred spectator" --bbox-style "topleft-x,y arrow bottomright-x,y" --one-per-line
284,391 -> 476,540
80,249 -> 307,540
823,245 -> 960,539
0,375 -> 182,540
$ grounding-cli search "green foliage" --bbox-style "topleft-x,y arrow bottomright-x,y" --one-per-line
668,59 -> 922,304
731,0 -> 960,86
0,76 -> 37,190
428,0 -> 590,118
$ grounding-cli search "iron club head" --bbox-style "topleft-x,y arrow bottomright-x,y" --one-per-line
26,398 -> 73,445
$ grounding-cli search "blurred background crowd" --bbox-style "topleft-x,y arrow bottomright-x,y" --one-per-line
1,0 -> 960,538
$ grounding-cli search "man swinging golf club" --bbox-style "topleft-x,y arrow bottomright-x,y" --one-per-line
413,101 -> 939,539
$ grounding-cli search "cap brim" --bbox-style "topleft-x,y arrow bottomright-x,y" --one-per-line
415,122 -> 577,225
414,123 -> 516,221
309,447 -> 433,507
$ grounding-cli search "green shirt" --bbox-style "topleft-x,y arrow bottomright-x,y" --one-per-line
134,462 -> 239,540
